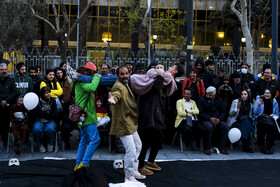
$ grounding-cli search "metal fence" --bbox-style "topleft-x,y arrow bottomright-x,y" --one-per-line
0,45 -> 277,76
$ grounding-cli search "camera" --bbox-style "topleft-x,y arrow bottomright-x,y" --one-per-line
111,69 -> 115,75
222,84 -> 229,91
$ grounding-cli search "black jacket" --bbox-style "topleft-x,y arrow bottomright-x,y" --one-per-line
137,75 -> 165,131
197,95 -> 226,121
255,76 -> 280,97
0,76 -> 17,104
34,98 -> 58,121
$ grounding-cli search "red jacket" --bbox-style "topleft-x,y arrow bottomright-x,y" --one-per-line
182,78 -> 205,99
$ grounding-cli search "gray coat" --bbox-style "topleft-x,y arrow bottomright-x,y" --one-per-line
226,99 -> 252,128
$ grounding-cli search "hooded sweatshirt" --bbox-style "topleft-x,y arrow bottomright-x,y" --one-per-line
14,73 -> 33,95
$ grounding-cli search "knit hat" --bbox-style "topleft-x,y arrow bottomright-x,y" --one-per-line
84,62 -> 97,71
231,71 -> 241,79
190,68 -> 198,75
16,94 -> 24,102
223,74 -> 230,80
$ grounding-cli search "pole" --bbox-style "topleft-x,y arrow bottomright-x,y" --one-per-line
272,0 -> 278,75
148,9 -> 152,66
186,0 -> 193,77
76,0 -> 80,69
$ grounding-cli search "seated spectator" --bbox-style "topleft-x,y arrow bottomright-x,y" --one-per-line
96,96 -> 110,128
14,62 -> 33,96
29,66 -> 43,95
33,87 -> 58,153
182,68 -> 205,102
40,69 -> 63,98
54,67 -> 72,104
197,86 -> 229,155
10,95 -> 29,155
255,67 -> 280,98
217,74 -> 233,116
254,88 -> 279,154
226,89 -> 254,153
230,71 -> 249,100
255,63 -> 278,81
194,59 -> 214,89
100,63 -> 110,76
215,66 -> 226,88
135,63 -> 145,75
175,87 -> 199,149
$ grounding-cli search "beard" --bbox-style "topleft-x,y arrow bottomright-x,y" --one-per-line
0,72 -> 8,78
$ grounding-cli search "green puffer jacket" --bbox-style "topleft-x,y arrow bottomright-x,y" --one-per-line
75,74 -> 101,128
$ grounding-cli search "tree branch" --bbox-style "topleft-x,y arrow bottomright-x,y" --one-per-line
51,0 -> 60,31
26,2 -> 57,33
68,0 -> 95,37
230,0 -> 243,21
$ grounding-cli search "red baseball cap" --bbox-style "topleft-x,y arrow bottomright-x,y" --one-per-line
84,62 -> 97,71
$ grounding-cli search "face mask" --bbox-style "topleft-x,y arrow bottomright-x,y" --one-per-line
241,68 -> 248,74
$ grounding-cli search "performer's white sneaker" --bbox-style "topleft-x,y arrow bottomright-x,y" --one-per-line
133,169 -> 146,179
124,175 -> 138,182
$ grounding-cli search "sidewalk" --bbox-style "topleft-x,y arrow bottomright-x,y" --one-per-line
1,130 -> 280,162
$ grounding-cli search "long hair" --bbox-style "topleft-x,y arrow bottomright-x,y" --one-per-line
43,69 -> 57,90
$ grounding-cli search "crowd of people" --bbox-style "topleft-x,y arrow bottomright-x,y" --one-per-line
0,58 -> 280,182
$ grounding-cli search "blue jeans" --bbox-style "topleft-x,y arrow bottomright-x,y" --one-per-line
76,124 -> 100,166
33,121 -> 56,147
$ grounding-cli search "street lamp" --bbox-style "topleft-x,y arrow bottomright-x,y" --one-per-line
241,37 -> 246,60
153,34 -> 158,51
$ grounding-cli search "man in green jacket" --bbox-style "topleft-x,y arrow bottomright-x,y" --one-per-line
14,62 -> 33,96
74,62 -> 101,171
108,66 -> 145,182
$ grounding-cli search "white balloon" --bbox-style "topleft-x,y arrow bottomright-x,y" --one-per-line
23,92 -> 39,110
228,128 -> 241,143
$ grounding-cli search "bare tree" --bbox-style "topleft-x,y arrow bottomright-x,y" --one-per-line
231,0 -> 253,68
26,0 -> 95,62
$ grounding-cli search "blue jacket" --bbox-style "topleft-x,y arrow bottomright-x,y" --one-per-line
77,74 -> 117,86
253,96 -> 279,120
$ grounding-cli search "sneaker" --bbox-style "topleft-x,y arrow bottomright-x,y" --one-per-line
47,144 -> 53,152
138,167 -> 153,175
133,169 -> 146,180
124,175 -> 138,182
39,145 -> 46,153
74,164 -> 80,171
144,162 -> 161,171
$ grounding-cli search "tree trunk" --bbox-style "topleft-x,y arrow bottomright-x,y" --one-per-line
57,32 -> 67,63
79,0 -> 88,56
131,0 -> 140,58
39,0 -> 48,51
231,0 -> 254,69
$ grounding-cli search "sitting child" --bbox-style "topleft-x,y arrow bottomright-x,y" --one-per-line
95,96 -> 110,128
10,95 -> 29,155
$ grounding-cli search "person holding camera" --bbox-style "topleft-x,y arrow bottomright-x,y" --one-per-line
253,88 -> 279,154
217,74 -> 233,117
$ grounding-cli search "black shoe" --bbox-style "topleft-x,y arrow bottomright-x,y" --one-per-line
260,146 -> 268,154
242,147 -> 254,153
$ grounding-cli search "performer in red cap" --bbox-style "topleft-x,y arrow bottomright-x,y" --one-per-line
74,62 -> 101,171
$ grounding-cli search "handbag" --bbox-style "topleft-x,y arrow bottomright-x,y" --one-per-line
185,116 -> 193,127
257,114 -> 275,126
68,82 -> 91,122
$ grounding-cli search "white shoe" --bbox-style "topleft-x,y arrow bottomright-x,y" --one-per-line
39,145 -> 46,153
47,144 -> 53,152
124,175 -> 138,182
133,169 -> 146,179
